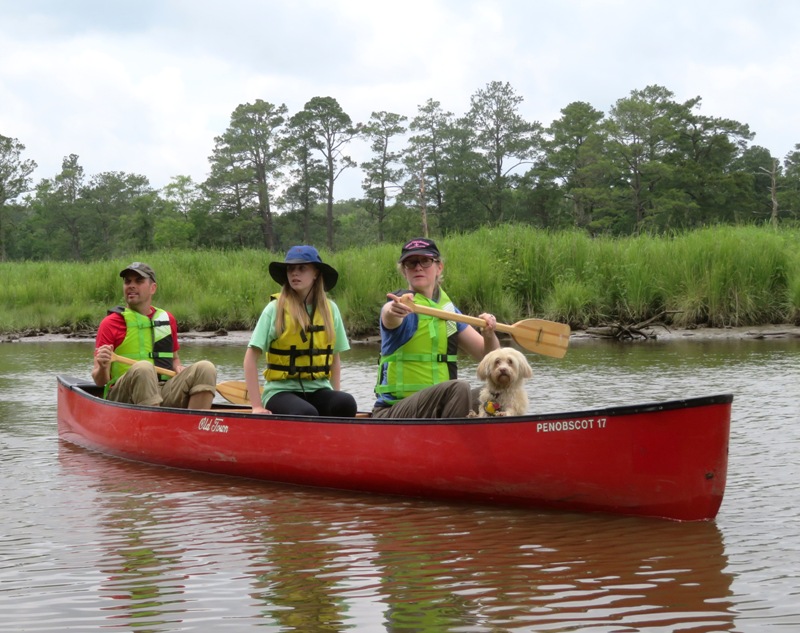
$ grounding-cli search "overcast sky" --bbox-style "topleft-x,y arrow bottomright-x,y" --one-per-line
2,0 -> 799,200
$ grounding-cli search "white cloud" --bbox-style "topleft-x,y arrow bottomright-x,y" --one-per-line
2,0 -> 799,198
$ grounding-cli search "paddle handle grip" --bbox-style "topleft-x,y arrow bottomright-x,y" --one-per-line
111,352 -> 176,377
399,295 -> 513,334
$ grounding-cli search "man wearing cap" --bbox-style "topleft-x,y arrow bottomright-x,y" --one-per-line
373,237 -> 500,418
92,262 -> 217,409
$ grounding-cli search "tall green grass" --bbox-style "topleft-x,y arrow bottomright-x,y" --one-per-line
1,225 -> 798,334
327,244 -> 398,335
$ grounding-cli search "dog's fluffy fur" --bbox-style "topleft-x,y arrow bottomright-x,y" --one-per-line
473,347 -> 532,417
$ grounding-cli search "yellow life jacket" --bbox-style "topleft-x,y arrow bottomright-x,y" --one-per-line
264,297 -> 335,381
106,306 -> 174,394
375,290 -> 459,403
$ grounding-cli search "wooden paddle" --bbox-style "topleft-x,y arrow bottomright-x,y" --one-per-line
213,380 -> 257,406
398,295 -> 570,358
110,353 -> 253,405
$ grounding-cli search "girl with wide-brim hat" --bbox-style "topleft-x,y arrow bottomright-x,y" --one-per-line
267,245 -> 339,291
243,245 -> 357,418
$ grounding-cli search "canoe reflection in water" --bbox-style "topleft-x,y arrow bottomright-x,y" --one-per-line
58,443 -> 736,632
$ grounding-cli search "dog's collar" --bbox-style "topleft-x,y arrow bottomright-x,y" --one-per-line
484,394 -> 503,416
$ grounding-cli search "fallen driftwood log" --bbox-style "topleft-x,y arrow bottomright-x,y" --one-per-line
744,329 -> 800,339
586,312 -> 676,341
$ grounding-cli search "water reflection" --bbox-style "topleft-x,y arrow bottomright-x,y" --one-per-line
58,442 -> 735,632
98,490 -> 188,629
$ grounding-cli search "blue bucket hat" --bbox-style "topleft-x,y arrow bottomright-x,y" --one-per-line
269,245 -> 339,291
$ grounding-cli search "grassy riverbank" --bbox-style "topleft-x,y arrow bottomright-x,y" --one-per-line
2,225 -> 799,335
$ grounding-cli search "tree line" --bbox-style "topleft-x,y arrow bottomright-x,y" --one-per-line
1,81 -> 799,262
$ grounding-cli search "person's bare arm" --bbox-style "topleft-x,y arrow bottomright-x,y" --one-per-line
244,346 -> 270,414
92,344 -> 113,386
457,313 -> 500,361
381,293 -> 414,329
330,353 -> 342,390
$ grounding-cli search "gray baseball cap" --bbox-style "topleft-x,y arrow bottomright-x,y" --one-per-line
119,262 -> 156,282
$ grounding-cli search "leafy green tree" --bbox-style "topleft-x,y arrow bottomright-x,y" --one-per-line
207,100 -> 287,249
274,199 -> 377,252
603,85 -> 684,232
156,175 -> 201,248
81,171 -> 155,258
437,118 -> 487,232
360,111 -> 407,242
730,145 -> 780,224
404,99 -> 455,231
204,143 -> 259,248
667,106 -> 752,228
27,164 -> 148,262
161,174 -> 200,218
5,82 -> 798,258
542,101 -> 610,230
512,166 -> 575,230
0,135 -> 37,260
600,86 -> 754,233
300,96 -> 360,249
465,81 -> 542,224
27,154 -> 88,259
331,200 -> 373,250
128,189 -> 161,252
763,157 -> 781,228
779,144 -> 800,221
282,109 -> 328,244
2,202 -> 31,259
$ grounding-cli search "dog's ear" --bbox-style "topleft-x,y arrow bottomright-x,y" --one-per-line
476,354 -> 490,380
513,349 -> 533,378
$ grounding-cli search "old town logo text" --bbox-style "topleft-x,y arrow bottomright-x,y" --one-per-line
198,417 -> 229,433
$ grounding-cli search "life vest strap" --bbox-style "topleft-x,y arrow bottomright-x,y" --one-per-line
267,343 -> 333,377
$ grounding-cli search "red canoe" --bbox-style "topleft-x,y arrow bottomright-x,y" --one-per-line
56,375 -> 732,521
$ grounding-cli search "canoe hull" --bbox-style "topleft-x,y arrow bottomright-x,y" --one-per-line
56,376 -> 731,521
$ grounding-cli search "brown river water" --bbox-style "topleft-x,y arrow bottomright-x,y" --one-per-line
1,334 -> 799,632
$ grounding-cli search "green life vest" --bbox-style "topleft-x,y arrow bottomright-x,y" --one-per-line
108,306 -> 174,389
264,294 -> 335,381
375,290 -> 459,404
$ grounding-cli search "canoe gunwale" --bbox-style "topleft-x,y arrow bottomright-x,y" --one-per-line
57,374 -> 733,425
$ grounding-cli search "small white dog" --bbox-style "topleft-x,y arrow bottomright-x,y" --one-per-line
473,347 -> 532,417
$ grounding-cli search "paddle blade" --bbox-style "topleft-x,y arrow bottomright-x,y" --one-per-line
399,295 -> 570,359
216,381 -> 254,406
508,319 -> 571,359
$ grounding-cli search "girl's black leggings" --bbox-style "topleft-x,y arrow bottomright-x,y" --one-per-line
266,388 -> 358,417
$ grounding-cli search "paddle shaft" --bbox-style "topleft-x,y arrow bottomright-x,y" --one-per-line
111,352 -> 176,377
399,295 -> 539,336
410,304 -> 515,335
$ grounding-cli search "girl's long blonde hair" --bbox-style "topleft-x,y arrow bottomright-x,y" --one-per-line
273,271 -> 335,338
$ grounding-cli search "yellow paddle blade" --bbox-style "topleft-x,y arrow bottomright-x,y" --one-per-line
216,381 -> 259,406
502,318 -> 571,359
